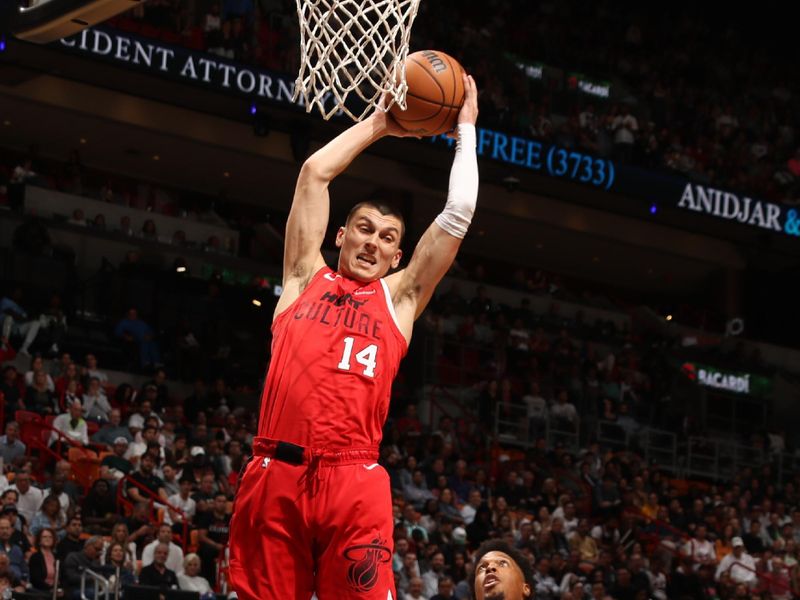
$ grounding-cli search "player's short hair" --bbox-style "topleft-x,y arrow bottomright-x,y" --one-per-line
346,200 -> 405,242
470,539 -> 534,597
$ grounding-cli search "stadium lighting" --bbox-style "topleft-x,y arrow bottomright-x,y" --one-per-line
252,299 -> 262,307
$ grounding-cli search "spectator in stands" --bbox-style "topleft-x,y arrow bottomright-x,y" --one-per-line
715,536 -> 757,586
28,494 -> 65,538
102,521 -> 137,569
9,471 -> 43,524
178,553 -> 215,598
140,219 -> 158,241
82,479 -> 116,534
0,507 -> 26,553
0,552 -> 24,597
38,292 -> 68,355
404,576 -> 426,600
126,452 -> 168,504
460,489 -> 484,526
82,353 -> 109,384
0,422 -> 25,467
68,209 -> 86,227
430,575 -> 455,600
50,351 -> 72,381
166,475 -> 196,532
102,542 -> 137,587
24,355 -> 54,391
160,462 -> 180,497
403,468 -> 436,510
129,394 -> 162,431
56,516 -> 84,562
62,536 -> 104,599
92,408 -> 133,448
0,491 -> 18,512
83,376 -> 112,422
49,399 -> 89,447
28,527 -> 58,594
196,491 -> 230,584
127,424 -> 163,465
25,371 -> 59,415
0,287 -> 42,357
55,362 -> 83,406
0,516 -> 27,581
550,389 -> 578,430
192,471 -> 218,517
422,551 -> 447,597
139,542 -> 179,588
142,523 -> 184,575
114,308 -> 162,370
119,215 -> 134,237
91,214 -> 107,230
1,368 -> 24,418
438,489 -> 465,526
594,475 -> 621,517
99,437 -> 133,481
743,518 -> 767,555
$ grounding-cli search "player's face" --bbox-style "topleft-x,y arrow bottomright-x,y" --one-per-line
474,551 -> 531,600
336,207 -> 402,282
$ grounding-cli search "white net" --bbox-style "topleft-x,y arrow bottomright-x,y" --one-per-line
293,0 -> 422,121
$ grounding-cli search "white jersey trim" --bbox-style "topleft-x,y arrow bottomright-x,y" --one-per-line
379,278 -> 402,332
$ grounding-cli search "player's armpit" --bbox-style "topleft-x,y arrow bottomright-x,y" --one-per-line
389,221 -> 462,331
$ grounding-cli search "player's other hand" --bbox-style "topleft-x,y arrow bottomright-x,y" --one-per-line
371,94 -> 421,139
457,74 -> 478,126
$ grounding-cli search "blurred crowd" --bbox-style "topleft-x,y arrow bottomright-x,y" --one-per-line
1,266 -> 796,598
107,0 -> 800,204
0,345 -> 255,597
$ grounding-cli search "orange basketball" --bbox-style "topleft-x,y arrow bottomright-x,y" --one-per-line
390,50 -> 466,136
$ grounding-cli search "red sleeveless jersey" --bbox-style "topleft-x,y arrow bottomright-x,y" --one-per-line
257,267 -> 408,450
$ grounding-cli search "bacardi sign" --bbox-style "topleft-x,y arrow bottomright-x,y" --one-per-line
681,362 -> 772,397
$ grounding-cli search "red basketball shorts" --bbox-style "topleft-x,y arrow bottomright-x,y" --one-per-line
228,439 -> 396,600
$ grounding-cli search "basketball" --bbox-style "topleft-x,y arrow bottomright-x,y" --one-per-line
390,50 -> 466,136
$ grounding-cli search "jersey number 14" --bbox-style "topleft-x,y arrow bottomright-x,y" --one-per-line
337,336 -> 378,377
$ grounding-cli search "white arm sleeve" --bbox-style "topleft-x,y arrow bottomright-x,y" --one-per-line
434,123 -> 479,239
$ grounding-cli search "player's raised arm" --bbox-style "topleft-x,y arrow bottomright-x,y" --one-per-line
278,106 -> 411,315
388,74 -> 479,332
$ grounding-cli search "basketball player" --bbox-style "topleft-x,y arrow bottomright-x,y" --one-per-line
228,73 -> 479,600
472,540 -> 533,600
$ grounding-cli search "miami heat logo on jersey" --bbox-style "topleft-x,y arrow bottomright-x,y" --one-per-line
343,538 -> 392,593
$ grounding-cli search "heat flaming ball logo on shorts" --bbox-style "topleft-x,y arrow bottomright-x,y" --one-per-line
343,538 -> 392,593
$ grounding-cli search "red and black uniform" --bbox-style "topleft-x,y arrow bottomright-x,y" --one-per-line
229,267 -> 407,600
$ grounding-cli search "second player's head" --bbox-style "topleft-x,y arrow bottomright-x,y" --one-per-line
471,540 -> 533,600
336,201 -> 404,282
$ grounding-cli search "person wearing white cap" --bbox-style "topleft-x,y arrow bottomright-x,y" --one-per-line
715,536 -> 757,585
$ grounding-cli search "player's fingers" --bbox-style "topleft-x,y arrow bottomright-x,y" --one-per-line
467,76 -> 478,101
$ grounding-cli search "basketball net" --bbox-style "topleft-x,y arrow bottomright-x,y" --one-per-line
293,0 -> 422,121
